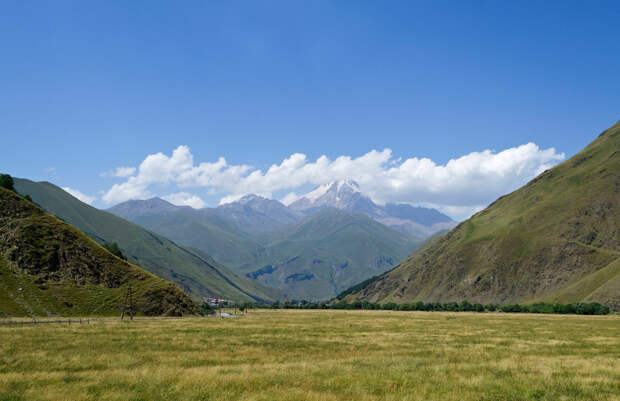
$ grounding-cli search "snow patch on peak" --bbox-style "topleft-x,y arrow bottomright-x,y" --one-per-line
337,180 -> 360,192
239,194 -> 262,203
303,180 -> 360,202
304,182 -> 333,201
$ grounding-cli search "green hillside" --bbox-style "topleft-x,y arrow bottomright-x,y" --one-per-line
243,209 -> 422,300
131,209 -> 267,269
0,187 -> 197,317
348,121 -> 620,309
13,179 -> 280,303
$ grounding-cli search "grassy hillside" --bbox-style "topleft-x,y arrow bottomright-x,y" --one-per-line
243,209 -> 422,300
349,121 -> 620,309
130,209 -> 267,269
13,179 -> 279,303
0,187 -> 197,316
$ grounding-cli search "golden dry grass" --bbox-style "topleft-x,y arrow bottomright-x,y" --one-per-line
1,310 -> 619,401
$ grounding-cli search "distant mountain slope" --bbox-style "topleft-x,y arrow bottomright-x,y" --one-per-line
13,179 -> 280,303
109,196 -> 421,300
241,209 -> 422,300
106,197 -> 190,221
348,121 -> 620,309
114,199 -> 266,269
217,194 -> 303,233
0,187 -> 197,317
289,180 -> 457,239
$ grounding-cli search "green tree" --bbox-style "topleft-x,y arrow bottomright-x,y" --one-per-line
458,300 -> 473,312
0,174 -> 15,191
102,242 -> 127,260
199,301 -> 214,316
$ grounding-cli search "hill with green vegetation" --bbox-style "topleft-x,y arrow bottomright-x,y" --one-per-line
109,198 -> 422,300
240,209 -> 421,300
122,202 -> 267,269
0,187 -> 198,317
12,178 -> 281,303
348,121 -> 620,310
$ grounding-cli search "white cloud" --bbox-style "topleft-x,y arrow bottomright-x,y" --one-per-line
100,166 -> 136,178
218,194 -> 246,205
162,192 -> 206,209
280,192 -> 301,206
62,187 -> 96,205
101,144 -> 564,219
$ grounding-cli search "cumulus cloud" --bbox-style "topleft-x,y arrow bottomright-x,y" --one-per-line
162,192 -> 206,209
100,166 -> 136,178
62,187 -> 96,205
218,194 -> 246,205
101,144 -> 564,219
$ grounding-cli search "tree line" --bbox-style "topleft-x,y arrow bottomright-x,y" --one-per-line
237,299 -> 611,315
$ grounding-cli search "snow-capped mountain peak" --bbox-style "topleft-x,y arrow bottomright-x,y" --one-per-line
303,180 -> 361,201
337,179 -> 360,192
289,180 -> 369,212
288,180 -> 457,238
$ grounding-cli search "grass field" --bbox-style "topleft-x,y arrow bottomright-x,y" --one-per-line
1,310 -> 619,401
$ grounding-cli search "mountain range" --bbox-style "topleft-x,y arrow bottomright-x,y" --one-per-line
289,180 -> 457,239
107,181 -> 453,299
347,121 -> 620,310
6,121 -> 616,310
0,186 -> 197,316
13,178 -> 281,304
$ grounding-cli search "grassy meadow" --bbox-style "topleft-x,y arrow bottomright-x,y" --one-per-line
1,310 -> 619,401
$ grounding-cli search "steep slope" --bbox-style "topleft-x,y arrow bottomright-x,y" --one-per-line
289,180 -> 457,239
117,202 -> 266,269
0,187 -> 197,317
242,209 -> 422,300
13,179 -> 279,303
349,121 -> 620,309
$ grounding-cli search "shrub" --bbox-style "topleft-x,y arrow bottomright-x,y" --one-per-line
102,242 -> 127,260
0,174 -> 15,191
458,300 -> 473,312
198,301 -> 214,315
382,302 -> 399,310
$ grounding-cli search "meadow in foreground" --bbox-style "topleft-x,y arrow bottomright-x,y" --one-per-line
1,310 -> 619,401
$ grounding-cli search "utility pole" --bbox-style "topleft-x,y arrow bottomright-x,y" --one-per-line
121,284 -> 134,320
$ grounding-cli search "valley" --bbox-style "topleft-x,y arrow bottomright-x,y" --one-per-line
1,310 -> 618,401
3,3 -> 619,400
106,180 -> 450,300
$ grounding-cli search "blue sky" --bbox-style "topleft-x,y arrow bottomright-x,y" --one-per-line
2,1 -> 619,219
